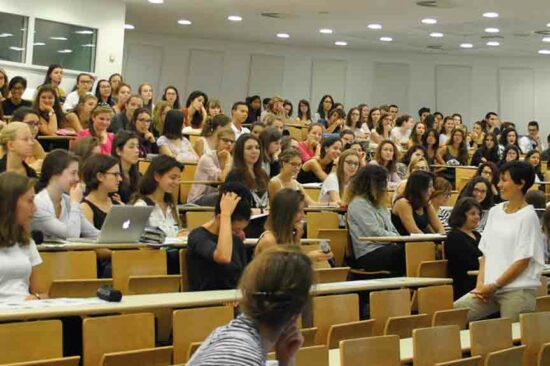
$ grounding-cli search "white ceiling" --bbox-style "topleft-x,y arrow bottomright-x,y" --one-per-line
123,0 -> 550,57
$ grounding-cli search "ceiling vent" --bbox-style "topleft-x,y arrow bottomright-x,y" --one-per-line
535,30 -> 550,36
261,12 -> 294,19
416,0 -> 458,9
427,45 -> 443,49
481,35 -> 504,39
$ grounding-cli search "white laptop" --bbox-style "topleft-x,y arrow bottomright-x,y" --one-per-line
69,206 -> 154,244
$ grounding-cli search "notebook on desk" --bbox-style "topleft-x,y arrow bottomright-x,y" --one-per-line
68,206 -> 154,244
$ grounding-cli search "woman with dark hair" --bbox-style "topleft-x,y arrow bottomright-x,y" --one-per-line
476,162 -> 499,198
31,149 -> 99,240
0,68 -> 6,104
157,110 -> 198,163
408,122 -> 426,149
2,76 -> 32,115
391,115 -> 415,149
458,176 -> 495,232
498,128 -> 520,157
128,108 -> 158,158
189,247 -> 311,366
162,86 -> 180,109
391,170 -> 445,235
183,90 -> 208,132
345,107 -> 361,136
371,140 -> 401,189
297,122 -> 324,162
33,85 -> 64,136
471,133 -> 500,167
498,145 -> 521,167
371,113 -> 393,144
347,165 -> 405,273
445,197 -> 483,300
110,94 -> 143,133
245,95 -> 262,124
525,150 -> 544,182
0,122 -> 37,178
365,107 -> 381,132
296,99 -> 312,125
76,105 -> 115,155
134,155 -> 184,237
397,145 -> 427,179
268,148 -> 316,205
438,127 -> 469,166
297,136 -> 342,184
64,94 -> 97,132
320,149 -> 360,205
108,73 -> 123,100
283,99 -> 293,118
111,130 -> 140,204
469,121 -> 485,149
226,134 -> 269,209
138,83 -> 154,111
94,79 -> 114,107
422,128 -> 443,165
0,172 -> 46,300
455,161 -> 545,322
112,83 -> 131,114
314,94 -> 334,124
194,114 -> 231,157
42,64 -> 65,103
439,116 -> 455,146
260,127 -> 282,178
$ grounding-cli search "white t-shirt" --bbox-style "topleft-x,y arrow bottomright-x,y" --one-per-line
134,199 -> 179,238
319,173 -> 339,204
479,203 -> 545,291
231,122 -> 250,141
390,127 -> 411,144
0,240 -> 42,300
62,91 -> 93,112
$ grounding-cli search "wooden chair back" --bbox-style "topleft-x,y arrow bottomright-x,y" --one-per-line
536,296 -> 550,312
185,211 -> 214,230
417,260 -> 448,277
287,126 -> 303,141
520,311 -> 550,366
405,242 -> 435,277
179,163 -> 197,203
484,345 -> 525,366
456,167 -> 477,191
433,308 -> 469,329
33,251 -> 99,294
82,313 -> 155,366
111,250 -> 168,294
435,356 -> 482,366
370,288 -> 411,335
313,294 -> 359,345
412,325 -> 461,366
49,278 -> 112,298
179,249 -> 189,291
448,191 -> 459,206
0,320 -> 63,364
101,346 -> 173,366
384,314 -> 428,338
314,267 -> 350,283
127,275 -> 180,294
417,285 -> 454,321
303,187 -> 321,202
307,212 -> 338,238
295,345 -> 329,366
339,335 -> 400,366
317,229 -> 348,266
327,319 -> 375,349
469,318 -> 513,363
138,159 -> 150,175
173,306 -> 234,363
301,327 -> 318,347
3,357 -> 80,366
537,342 -> 550,366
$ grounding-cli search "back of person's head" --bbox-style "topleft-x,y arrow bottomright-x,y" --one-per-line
12,107 -> 39,123
348,164 -> 388,207
267,189 -> 305,244
525,190 -> 546,209
137,155 -> 183,201
200,113 -> 231,137
449,197 -> 482,230
0,172 -> 35,248
36,149 -> 79,192
72,136 -> 99,165
499,160 -> 535,195
0,122 -> 29,150
395,115 -> 411,127
82,154 -> 119,194
214,182 -> 252,222
423,114 -> 436,129
163,110 -> 184,139
278,146 -> 301,163
431,176 -> 452,200
404,170 -> 434,210
239,246 -> 313,330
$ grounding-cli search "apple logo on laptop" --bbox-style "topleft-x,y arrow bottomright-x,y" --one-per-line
122,220 -> 131,230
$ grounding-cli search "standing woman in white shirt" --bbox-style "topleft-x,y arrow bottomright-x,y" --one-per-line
454,161 -> 545,322
0,172 -> 45,300
31,149 -> 99,240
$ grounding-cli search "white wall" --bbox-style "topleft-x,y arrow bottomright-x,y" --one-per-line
0,0 -> 126,95
124,32 -> 550,139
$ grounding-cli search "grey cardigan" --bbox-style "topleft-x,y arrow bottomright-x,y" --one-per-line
347,196 -> 399,259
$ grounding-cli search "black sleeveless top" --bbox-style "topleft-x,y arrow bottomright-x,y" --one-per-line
391,199 -> 430,235
297,161 -> 334,184
82,198 -> 118,230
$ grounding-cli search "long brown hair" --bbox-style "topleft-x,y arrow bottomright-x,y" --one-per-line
0,172 -> 35,247
375,139 -> 398,174
447,128 -> 469,165
232,134 -> 268,193
336,149 -> 360,198
265,189 -> 305,245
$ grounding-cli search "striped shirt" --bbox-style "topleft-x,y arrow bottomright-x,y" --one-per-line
188,315 -> 266,366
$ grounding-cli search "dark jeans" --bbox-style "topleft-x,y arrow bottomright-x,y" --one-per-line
355,244 -> 405,275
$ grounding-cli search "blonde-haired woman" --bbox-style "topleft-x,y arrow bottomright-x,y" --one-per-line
393,156 -> 430,202
152,100 -> 172,138
0,122 -> 37,177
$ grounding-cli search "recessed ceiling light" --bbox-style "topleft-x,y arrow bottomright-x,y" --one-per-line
178,19 -> 192,25
547,23 -> 550,28
430,32 -> 444,38
367,23 -> 382,30
33,42 -> 46,46
320,28 -> 333,34
75,30 -> 94,35
485,27 -> 500,33
483,12 -> 499,18
57,49 -> 73,53
543,37 -> 550,42
148,0 -> 164,3
421,18 -> 437,25
380,36 -> 393,42
538,49 -> 550,55
460,43 -> 473,48
276,33 -> 290,39
486,41 -> 500,46
124,24 -> 135,30
50,36 -> 67,40
0,33 -> 13,38
9,46 -> 24,51
227,15 -> 242,22
335,41 -> 347,46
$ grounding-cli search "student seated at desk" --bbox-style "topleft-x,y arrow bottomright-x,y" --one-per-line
297,122 -> 324,163
0,172 -> 46,300
0,122 -> 37,178
455,161 -> 545,322
12,107 -> 46,174
297,136 -> 341,184
268,148 -> 316,205
186,182 -> 251,291
111,130 -> 140,204
193,113 -> 231,157
430,177 -> 453,233
31,150 -> 99,240
369,140 -> 401,190
33,85 -> 62,136
189,247 -> 312,366
128,107 -> 158,158
391,170 -> 445,235
255,189 -> 331,263
457,176 -> 494,233
157,110 -> 198,163
445,198 -> 483,300
319,149 -> 359,205
347,165 -> 405,274
134,155 -> 184,238
76,105 -> 115,155
2,76 -> 32,116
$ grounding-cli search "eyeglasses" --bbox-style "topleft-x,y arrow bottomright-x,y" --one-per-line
137,118 -> 152,124
473,188 -> 487,194
344,160 -> 360,167
220,138 -> 235,144
104,172 -> 122,178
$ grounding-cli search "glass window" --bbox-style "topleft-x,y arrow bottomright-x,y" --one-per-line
33,19 -> 96,72
0,11 -> 28,63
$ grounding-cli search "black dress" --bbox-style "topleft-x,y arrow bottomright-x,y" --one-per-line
297,161 -> 334,184
391,200 -> 430,235
444,229 -> 482,299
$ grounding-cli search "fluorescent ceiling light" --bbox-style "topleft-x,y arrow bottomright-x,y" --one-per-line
421,18 -> 437,25
543,37 -> 550,42
430,32 -> 444,38
9,47 -> 24,51
148,0 -> 164,3
460,43 -> 473,48
335,41 -> 347,46
75,30 -> 94,35
57,49 -> 73,53
276,33 -> 290,39
227,15 -> 242,22
538,49 -> 550,55
367,23 -> 382,30
177,19 -> 192,25
380,36 -> 393,42
33,42 -> 46,46
486,41 -> 500,46
81,44 -> 95,47
485,27 -> 499,33
320,28 -> 333,34
0,33 -> 13,38
50,36 -> 67,40
124,24 -> 135,30
483,12 -> 499,18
